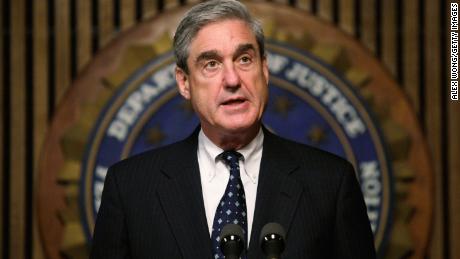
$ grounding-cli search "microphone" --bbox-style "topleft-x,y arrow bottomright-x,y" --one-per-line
219,224 -> 246,259
259,222 -> 286,259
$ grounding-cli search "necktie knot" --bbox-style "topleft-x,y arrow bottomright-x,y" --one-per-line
220,150 -> 242,167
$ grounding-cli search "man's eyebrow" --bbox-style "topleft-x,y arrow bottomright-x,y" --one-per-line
232,43 -> 256,60
195,50 -> 220,64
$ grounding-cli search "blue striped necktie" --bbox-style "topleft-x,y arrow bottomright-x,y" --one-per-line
210,150 -> 248,259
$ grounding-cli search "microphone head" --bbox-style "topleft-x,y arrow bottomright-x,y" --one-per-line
259,222 -> 286,257
219,224 -> 246,258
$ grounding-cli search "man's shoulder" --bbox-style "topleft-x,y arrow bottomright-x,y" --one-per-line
113,138 -> 192,167
267,132 -> 353,170
107,134 -> 196,181
267,133 -> 356,193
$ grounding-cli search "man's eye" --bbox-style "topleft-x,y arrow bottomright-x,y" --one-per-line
205,60 -> 219,69
240,56 -> 252,64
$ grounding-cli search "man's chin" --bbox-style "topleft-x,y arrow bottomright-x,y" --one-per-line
217,122 -> 260,135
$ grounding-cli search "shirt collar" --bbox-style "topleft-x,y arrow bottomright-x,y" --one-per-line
236,128 -> 263,182
198,127 -> 264,182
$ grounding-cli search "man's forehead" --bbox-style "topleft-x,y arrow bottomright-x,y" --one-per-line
188,19 -> 258,53
189,23 -> 259,60
197,43 -> 256,56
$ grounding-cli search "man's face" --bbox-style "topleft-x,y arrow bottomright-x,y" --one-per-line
176,19 -> 269,137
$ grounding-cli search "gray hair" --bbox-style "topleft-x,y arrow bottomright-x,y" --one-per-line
173,0 -> 265,73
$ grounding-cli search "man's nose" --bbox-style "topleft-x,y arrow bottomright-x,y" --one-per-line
223,64 -> 241,89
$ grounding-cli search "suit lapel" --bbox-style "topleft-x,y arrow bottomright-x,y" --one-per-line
248,129 -> 304,256
156,130 -> 212,259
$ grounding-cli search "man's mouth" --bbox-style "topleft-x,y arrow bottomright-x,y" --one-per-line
221,98 -> 246,105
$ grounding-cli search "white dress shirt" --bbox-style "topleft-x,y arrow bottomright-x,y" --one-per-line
197,128 -> 264,241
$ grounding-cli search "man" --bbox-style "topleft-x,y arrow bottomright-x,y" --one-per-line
90,0 -> 376,258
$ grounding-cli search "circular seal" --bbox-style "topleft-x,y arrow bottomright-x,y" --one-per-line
38,2 -> 433,259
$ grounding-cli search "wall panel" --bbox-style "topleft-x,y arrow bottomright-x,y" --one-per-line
77,0 -> 92,71
381,0 -> 397,77
448,102 -> 460,259
164,0 -> 180,10
33,2 -> 49,259
361,0 -> 377,53
121,0 -> 136,30
403,0 -> 420,114
318,0 -> 333,22
273,0 -> 289,6
10,0 -> 27,258
424,0 -> 443,258
339,0 -> 355,36
142,0 -> 157,20
297,0 -> 313,12
98,0 -> 115,48
54,0 -> 71,106
34,0 -> 50,195
0,0 -> 4,255
447,4 -> 460,256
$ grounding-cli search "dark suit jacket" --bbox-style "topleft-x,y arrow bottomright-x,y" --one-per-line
90,128 -> 376,259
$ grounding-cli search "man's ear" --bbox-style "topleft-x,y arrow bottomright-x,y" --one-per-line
175,67 -> 191,99
262,55 -> 269,85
